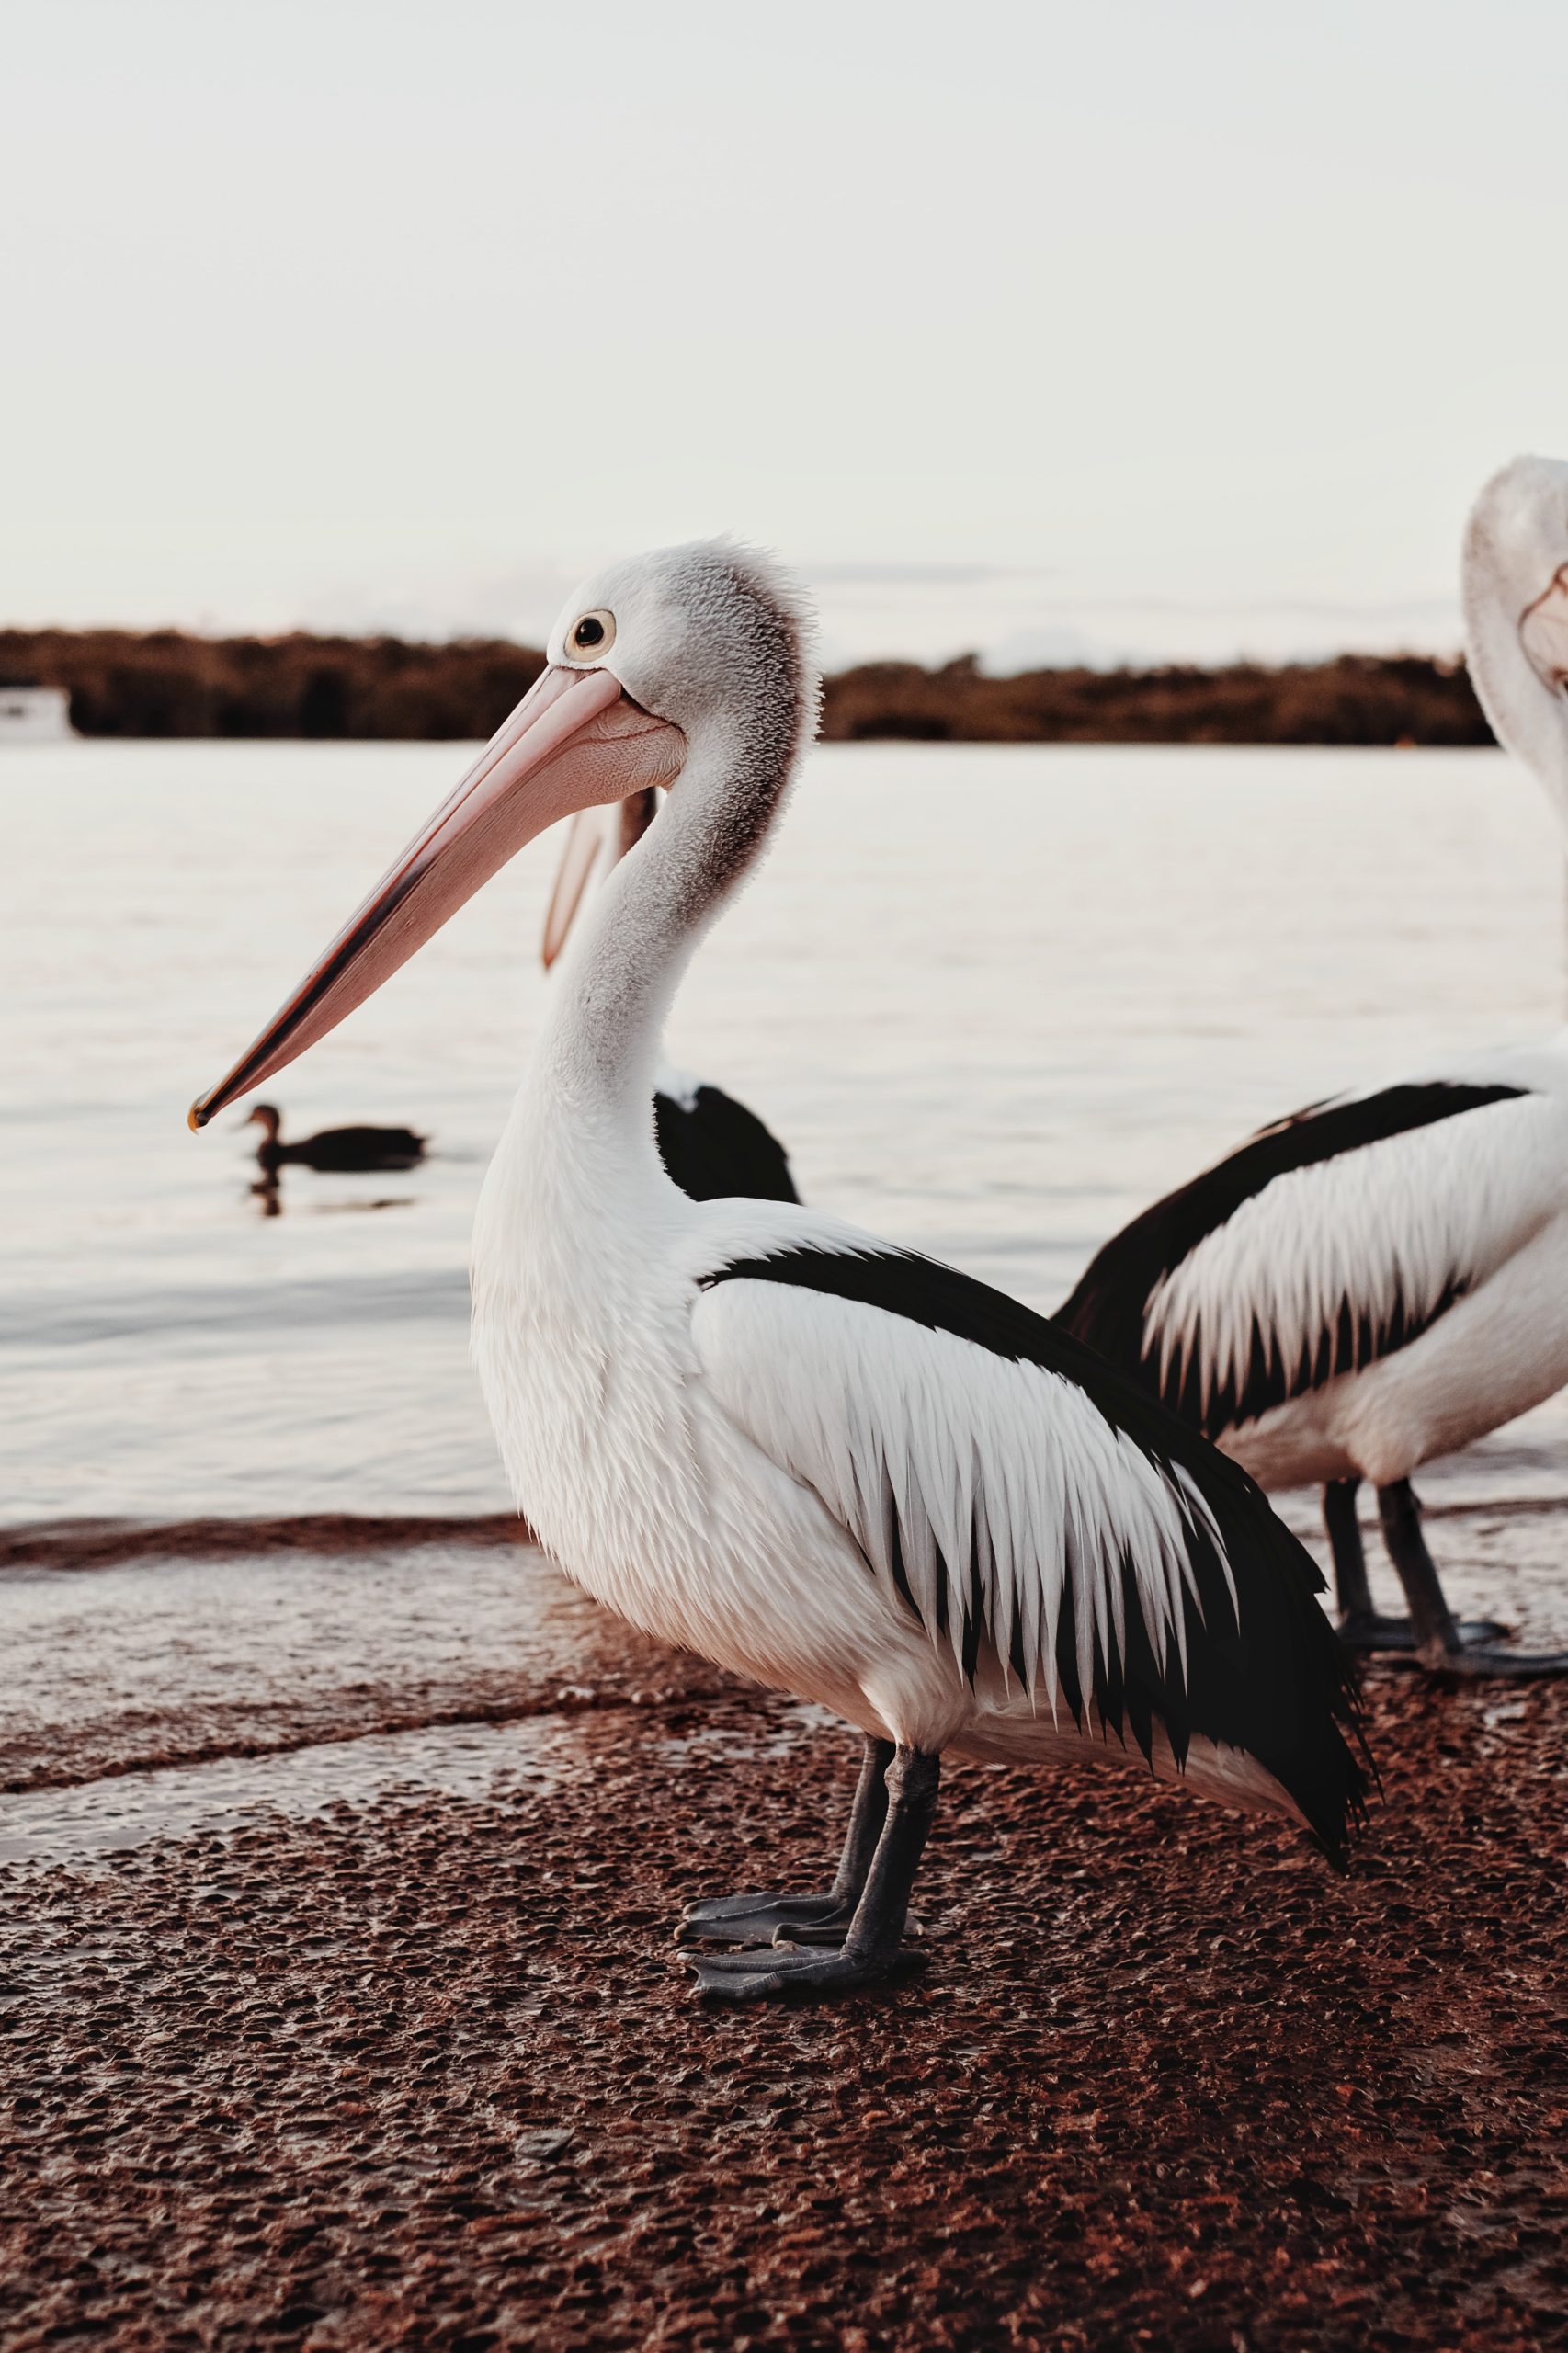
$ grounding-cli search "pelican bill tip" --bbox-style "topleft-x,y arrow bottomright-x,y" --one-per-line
187,1097 -> 210,1132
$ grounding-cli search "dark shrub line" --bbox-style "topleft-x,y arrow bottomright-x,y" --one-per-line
824,652 -> 1491,746
0,631 -> 1492,747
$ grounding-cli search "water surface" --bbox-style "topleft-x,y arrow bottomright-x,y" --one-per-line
6,739 -> 1565,1528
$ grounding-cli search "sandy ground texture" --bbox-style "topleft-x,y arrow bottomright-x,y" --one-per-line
1,1510 -> 1565,2352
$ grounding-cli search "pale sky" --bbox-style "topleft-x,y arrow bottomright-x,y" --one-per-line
6,0 -> 1567,668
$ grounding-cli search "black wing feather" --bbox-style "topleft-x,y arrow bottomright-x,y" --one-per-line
655,1086 -> 799,1205
1056,1083 -> 1527,1436
701,1244 -> 1369,1866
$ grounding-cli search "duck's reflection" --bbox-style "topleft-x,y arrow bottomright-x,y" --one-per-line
249,1174 -> 414,1220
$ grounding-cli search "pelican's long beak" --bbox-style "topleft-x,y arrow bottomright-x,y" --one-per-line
540,788 -> 659,971
188,668 -> 685,1129
1521,567 -> 1568,690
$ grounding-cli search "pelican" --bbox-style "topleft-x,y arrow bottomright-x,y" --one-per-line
191,540 -> 1367,2000
540,790 -> 798,1204
1059,456 -> 1568,1681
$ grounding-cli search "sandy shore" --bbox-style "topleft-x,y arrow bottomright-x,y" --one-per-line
1,1514 -> 1565,2350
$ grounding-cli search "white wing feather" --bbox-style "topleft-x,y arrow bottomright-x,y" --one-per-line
691,1273 -> 1226,1714
1144,1086 -> 1565,1423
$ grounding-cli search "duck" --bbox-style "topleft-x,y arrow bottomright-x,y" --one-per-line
245,1103 -> 426,1176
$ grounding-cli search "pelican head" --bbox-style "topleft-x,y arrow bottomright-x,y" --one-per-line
551,540 -> 813,738
1465,453 -> 1568,692
1460,455 -> 1568,830
187,540 -> 813,1129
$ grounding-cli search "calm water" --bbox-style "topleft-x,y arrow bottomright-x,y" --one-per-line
6,739 -> 1567,1530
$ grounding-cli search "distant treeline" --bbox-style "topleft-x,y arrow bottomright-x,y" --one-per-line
825,652 -> 1491,745
0,628 -> 1494,747
0,630 -> 547,742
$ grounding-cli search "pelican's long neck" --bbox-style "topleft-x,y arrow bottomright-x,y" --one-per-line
1464,559 -> 1568,844
532,701 -> 800,1145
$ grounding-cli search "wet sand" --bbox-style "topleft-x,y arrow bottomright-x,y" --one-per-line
2,1518 -> 1565,2351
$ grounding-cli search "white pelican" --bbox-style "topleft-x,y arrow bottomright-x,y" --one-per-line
191,540 -> 1367,2000
1059,456 -> 1568,1682
540,790 -> 798,1204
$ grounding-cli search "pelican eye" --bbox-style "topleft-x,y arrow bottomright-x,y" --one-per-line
567,610 -> 615,660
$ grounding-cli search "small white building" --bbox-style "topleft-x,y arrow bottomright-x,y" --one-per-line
0,684 -> 74,742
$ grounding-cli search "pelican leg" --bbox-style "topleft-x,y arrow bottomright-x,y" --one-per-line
1378,1479 -> 1566,1677
1326,1477 -> 1385,1640
684,1747 -> 939,2001
1327,1477 -> 1500,1649
680,1733 -> 893,1948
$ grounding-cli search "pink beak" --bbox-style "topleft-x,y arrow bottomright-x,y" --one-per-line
188,667 -> 685,1129
540,788 -> 659,971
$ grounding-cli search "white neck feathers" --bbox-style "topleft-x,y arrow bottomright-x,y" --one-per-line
529,690 -> 805,1168
1464,535 -> 1568,847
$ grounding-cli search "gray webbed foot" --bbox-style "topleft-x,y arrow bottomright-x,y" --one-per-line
679,1743 -> 941,2003
678,1733 -> 899,1951
682,1939 -> 928,2002
678,1891 -> 856,1948
1339,1609 -> 1507,1654
1413,1641 -> 1568,1681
